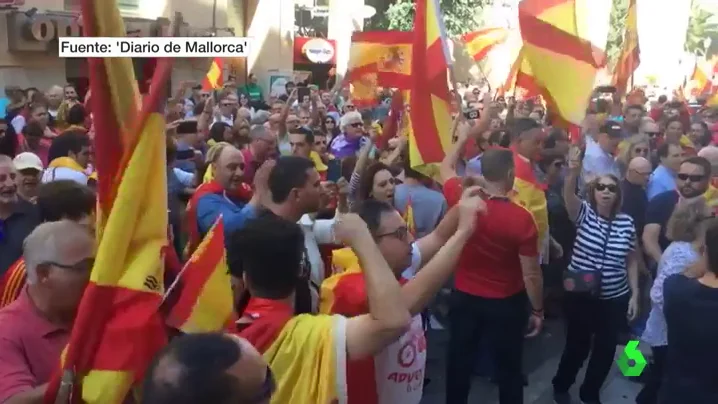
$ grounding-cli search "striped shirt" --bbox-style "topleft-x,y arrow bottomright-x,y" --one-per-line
568,201 -> 636,299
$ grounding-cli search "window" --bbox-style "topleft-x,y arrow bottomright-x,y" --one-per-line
65,0 -> 139,14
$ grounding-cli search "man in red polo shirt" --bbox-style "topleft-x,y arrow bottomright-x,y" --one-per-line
445,148 -> 544,404
241,125 -> 277,185
0,220 -> 94,402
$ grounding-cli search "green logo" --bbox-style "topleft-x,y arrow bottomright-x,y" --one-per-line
616,340 -> 647,377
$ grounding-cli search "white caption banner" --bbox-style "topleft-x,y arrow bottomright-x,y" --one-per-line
59,37 -> 252,58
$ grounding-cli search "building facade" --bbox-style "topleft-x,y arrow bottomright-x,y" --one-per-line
0,0 -> 366,96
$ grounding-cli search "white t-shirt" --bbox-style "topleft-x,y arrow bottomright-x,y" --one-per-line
41,167 -> 88,185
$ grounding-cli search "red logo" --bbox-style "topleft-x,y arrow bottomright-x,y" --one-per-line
397,341 -> 417,368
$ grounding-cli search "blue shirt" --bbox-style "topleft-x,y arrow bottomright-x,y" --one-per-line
196,193 -> 258,243
466,154 -> 482,175
646,165 -> 676,201
393,183 -> 448,238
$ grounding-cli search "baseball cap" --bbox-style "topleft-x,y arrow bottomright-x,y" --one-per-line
599,120 -> 623,138
13,152 -> 44,171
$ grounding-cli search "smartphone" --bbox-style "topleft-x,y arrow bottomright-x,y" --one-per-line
297,86 -> 310,101
176,120 -> 198,135
464,110 -> 480,120
326,159 -> 342,183
175,149 -> 197,161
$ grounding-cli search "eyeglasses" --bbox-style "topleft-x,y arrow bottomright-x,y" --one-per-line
44,258 -> 95,272
247,366 -> 276,403
595,183 -> 618,193
376,226 -> 409,241
349,122 -> 363,128
677,173 -> 706,182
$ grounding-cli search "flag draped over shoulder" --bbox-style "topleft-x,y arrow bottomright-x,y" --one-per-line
511,153 -> 549,253
0,258 -> 26,308
44,0 -> 171,402
408,0 -> 452,172
202,57 -> 224,91
613,0 -> 640,94
518,0 -> 600,131
462,27 -> 509,62
164,216 -> 236,334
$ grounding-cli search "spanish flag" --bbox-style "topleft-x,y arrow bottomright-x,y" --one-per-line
350,68 -> 380,108
462,27 -> 509,62
348,31 -> 413,89
613,0 -> 640,95
512,153 -> 549,253
202,57 -> 224,91
43,0 -> 171,402
0,258 -> 26,308
518,0 -> 600,131
407,0 -> 453,173
402,197 -> 417,237
164,216 -> 236,334
691,56 -> 718,97
331,247 -> 360,275
238,299 -> 348,404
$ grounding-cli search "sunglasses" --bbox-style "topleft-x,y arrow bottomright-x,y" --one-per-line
345,105 -> 355,109
595,183 -> 618,193
350,122 -> 363,128
677,173 -> 706,182
644,131 -> 660,137
633,147 -> 648,154
376,226 -> 409,241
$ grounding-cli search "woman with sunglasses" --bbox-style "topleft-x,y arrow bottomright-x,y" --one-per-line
637,198 -> 712,404
553,146 -> 640,404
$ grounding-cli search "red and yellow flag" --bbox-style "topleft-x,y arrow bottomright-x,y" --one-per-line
44,0 -> 172,402
0,258 -> 26,309
462,27 -> 509,62
518,0 -> 600,131
202,57 -> 224,91
691,56 -> 718,97
613,0 -> 640,95
402,197 -> 416,237
407,0 -> 452,172
511,152 -> 549,252
164,216 -> 236,334
348,31 -> 413,89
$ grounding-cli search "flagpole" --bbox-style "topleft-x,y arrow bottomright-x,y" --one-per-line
474,61 -> 492,93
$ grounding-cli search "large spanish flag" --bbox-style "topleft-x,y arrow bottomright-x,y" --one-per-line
164,216 -> 236,334
518,0 -> 600,130
44,0 -> 171,402
238,299 -> 348,404
347,31 -> 413,89
202,57 -> 224,91
613,0 -> 640,95
408,0 -> 452,172
462,27 -> 509,62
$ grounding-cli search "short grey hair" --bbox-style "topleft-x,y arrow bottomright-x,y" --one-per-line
666,198 -> 709,243
250,110 -> 270,125
340,111 -> 362,129
23,220 -> 94,284
249,124 -> 270,140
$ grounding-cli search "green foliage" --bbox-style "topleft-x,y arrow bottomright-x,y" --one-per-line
367,0 -> 491,37
685,2 -> 718,57
605,0 -> 629,69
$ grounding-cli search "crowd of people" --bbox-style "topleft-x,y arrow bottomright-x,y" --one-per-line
0,77 -> 717,404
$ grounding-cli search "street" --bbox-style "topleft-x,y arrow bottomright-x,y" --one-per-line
420,319 -> 643,404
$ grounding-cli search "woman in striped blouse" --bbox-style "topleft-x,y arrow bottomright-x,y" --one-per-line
552,146 -> 640,404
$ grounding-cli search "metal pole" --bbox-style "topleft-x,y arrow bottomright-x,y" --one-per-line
211,0 -> 217,35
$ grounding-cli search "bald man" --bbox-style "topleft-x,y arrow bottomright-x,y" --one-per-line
142,333 -> 273,404
45,86 -> 64,118
0,220 -> 94,403
191,146 -> 258,245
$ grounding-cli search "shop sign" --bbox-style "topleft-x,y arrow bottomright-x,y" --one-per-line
293,37 -> 336,65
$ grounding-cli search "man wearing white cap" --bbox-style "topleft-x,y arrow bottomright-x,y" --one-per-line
12,153 -> 43,203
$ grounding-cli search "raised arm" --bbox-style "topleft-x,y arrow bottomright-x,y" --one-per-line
339,215 -> 411,360
278,89 -> 297,137
401,187 -> 485,314
563,145 -> 583,222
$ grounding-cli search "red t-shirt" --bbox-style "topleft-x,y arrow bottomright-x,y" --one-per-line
443,177 -> 539,298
